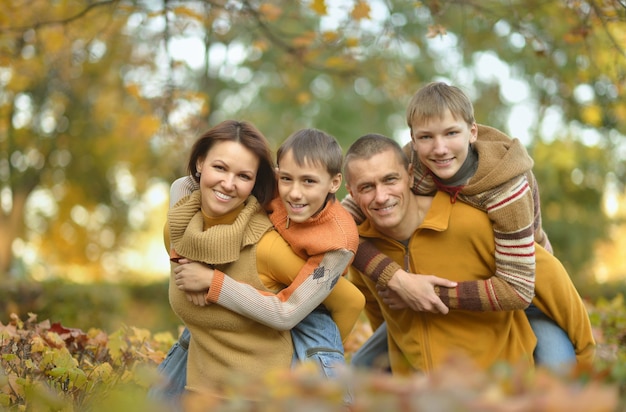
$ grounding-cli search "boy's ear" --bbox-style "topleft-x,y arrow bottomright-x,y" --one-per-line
329,173 -> 342,194
469,122 -> 478,143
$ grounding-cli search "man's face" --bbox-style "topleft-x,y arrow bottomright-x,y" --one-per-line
346,148 -> 413,236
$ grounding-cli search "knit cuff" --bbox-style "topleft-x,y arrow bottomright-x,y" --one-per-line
206,269 -> 225,303
376,261 -> 402,288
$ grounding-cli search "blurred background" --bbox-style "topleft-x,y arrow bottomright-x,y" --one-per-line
1,0 -> 625,336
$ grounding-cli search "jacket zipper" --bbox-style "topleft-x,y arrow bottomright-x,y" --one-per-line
402,242 -> 433,373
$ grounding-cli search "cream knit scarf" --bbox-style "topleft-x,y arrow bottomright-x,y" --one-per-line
168,190 -> 271,265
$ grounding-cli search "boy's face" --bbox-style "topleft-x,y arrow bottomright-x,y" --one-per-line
410,109 -> 477,181
277,149 -> 341,223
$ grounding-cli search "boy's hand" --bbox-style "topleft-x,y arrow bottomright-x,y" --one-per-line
174,259 -> 214,293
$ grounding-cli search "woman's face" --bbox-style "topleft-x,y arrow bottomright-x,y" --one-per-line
196,140 -> 260,218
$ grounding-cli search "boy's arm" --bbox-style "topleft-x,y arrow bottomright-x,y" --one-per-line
440,174 -> 536,311
528,171 -> 553,253
207,237 -> 356,330
169,176 -> 362,330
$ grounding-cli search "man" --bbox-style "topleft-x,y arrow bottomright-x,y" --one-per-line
344,133 -> 595,375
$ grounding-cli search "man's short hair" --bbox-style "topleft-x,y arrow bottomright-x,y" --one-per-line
343,133 -> 409,183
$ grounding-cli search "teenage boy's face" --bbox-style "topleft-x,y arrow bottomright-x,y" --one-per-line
277,150 -> 341,223
410,109 -> 478,181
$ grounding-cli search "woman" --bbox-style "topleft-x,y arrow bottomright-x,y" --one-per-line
166,120 -> 305,398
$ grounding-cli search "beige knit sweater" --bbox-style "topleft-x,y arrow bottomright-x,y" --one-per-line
168,191 -> 293,394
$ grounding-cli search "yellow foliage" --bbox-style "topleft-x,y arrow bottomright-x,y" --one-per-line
171,6 -> 204,21
325,56 -> 349,69
345,37 -> 359,48
351,0 -> 371,20
296,91 -> 311,105
581,104 -> 603,127
293,31 -> 317,48
258,3 -> 282,21
253,39 -> 270,52
310,0 -> 327,16
322,30 -> 339,43
39,27 -> 68,54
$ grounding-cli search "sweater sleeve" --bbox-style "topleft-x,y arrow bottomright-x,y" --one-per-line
169,175 -> 198,208
207,231 -> 358,336
439,174 -> 536,311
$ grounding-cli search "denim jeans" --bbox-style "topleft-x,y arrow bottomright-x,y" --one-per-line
351,304 -> 576,372
147,327 -> 189,411
291,305 -> 346,379
525,304 -> 576,372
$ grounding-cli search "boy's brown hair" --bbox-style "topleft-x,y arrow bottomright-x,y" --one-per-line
406,82 -> 475,138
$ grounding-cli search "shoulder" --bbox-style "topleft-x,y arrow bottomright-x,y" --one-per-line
322,201 -> 360,251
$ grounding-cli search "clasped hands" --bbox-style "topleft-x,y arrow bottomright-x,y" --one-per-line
378,270 -> 457,314
173,258 -> 215,307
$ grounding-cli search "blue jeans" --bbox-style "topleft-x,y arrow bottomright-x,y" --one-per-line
525,304 -> 576,372
351,305 -> 576,372
291,306 -> 346,379
147,327 -> 189,410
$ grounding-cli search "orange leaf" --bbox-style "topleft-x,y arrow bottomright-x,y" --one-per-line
258,3 -> 282,21
310,0 -> 327,15
351,0 -> 371,20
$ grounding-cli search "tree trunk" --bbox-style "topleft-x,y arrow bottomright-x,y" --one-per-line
0,189 -> 29,280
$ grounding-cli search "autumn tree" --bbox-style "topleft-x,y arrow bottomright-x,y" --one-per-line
0,0 -> 624,283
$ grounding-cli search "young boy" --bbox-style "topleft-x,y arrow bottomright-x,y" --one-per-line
152,128 -> 363,402
344,82 -> 579,370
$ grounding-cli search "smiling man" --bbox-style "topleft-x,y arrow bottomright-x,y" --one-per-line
343,133 -> 595,375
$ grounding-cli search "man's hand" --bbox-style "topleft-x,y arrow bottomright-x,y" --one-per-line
174,259 -> 214,293
385,270 -> 456,314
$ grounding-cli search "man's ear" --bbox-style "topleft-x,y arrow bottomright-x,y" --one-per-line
329,173 -> 342,194
345,182 -> 353,198
407,162 -> 415,188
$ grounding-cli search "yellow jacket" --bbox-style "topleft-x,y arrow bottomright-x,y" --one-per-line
350,191 -> 595,374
